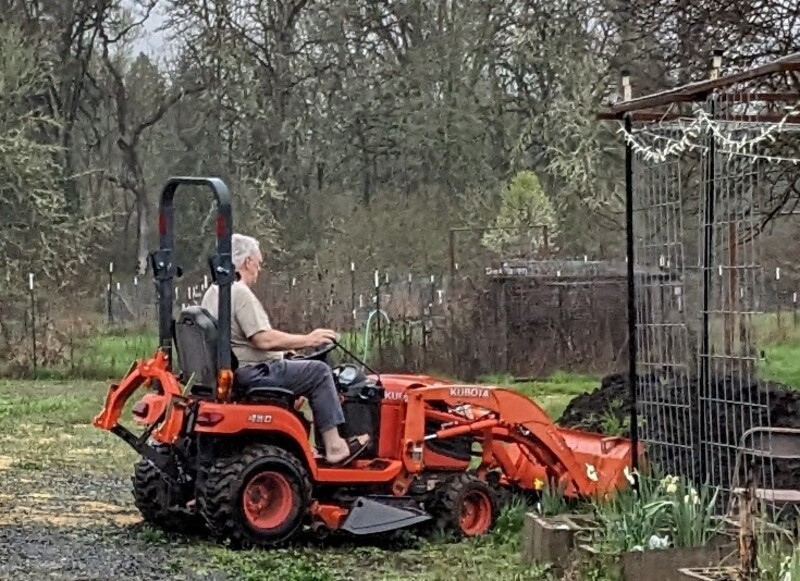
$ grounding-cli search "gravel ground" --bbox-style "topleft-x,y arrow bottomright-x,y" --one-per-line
0,468 -> 224,581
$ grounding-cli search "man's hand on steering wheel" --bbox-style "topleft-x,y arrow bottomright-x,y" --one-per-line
284,329 -> 340,362
305,328 -> 338,347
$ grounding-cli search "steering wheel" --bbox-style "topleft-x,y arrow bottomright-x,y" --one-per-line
285,339 -> 339,362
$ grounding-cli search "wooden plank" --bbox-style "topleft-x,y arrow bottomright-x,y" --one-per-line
598,56 -> 800,118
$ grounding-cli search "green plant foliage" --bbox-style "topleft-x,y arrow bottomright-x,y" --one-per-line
538,479 -> 570,517
208,548 -> 336,581
589,472 -> 722,554
481,171 -> 559,256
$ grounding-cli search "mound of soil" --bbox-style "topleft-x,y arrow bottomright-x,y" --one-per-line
558,372 -> 800,492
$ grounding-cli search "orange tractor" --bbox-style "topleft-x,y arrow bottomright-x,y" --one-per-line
93,177 -> 642,547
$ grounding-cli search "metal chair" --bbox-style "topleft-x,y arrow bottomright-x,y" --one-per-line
727,427 -> 800,519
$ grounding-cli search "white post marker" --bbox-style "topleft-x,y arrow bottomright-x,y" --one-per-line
374,270 -> 379,288
109,262 -> 114,274
116,282 -> 121,291
134,276 -> 138,286
203,275 -> 208,288
28,273 -> 34,291
351,261 -> 355,272
776,267 -> 781,280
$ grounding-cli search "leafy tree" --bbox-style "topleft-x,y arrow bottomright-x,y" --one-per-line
0,22 -> 104,351
481,171 -> 558,257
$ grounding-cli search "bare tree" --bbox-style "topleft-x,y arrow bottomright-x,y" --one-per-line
98,6 -> 204,274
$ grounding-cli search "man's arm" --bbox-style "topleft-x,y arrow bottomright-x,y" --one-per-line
249,329 -> 313,351
235,285 -> 337,352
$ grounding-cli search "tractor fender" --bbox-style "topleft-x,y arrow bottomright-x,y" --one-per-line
193,402 -> 317,472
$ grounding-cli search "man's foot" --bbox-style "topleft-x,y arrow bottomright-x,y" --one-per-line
325,434 -> 370,466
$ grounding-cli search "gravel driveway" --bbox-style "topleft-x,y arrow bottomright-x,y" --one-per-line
0,467 -> 223,581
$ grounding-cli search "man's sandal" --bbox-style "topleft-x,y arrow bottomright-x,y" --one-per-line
316,435 -> 370,467
331,436 -> 370,467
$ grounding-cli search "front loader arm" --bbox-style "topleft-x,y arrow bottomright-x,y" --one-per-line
406,385 -> 632,497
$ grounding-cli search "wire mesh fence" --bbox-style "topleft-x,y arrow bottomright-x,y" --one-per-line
615,53 -> 800,513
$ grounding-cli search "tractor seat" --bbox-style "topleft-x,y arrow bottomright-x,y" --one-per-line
232,371 -> 298,408
174,306 -> 299,409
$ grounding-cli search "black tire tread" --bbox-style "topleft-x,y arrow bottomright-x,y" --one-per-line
198,443 -> 311,548
132,457 -> 200,534
430,472 -> 498,538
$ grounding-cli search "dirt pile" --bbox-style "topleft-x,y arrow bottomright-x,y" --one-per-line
558,372 -> 800,492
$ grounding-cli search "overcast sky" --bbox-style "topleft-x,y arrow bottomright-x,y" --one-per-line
133,4 -> 169,57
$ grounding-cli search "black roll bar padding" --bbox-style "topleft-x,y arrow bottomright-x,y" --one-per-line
155,177 -> 233,390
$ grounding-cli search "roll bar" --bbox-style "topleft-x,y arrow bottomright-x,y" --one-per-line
150,177 -> 234,384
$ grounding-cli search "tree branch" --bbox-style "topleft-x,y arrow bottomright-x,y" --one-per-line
131,83 -> 206,144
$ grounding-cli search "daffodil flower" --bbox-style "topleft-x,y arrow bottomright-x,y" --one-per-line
624,466 -> 636,485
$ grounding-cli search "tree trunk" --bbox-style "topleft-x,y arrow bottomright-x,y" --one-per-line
135,186 -> 151,276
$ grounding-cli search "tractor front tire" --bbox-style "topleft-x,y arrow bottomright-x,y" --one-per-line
431,473 -> 498,538
132,455 -> 201,535
198,443 -> 311,548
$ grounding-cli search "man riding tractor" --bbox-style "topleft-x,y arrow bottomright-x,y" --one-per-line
92,177 -> 641,548
200,233 -> 370,467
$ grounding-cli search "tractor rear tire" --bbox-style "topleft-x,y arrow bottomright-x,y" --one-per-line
430,473 -> 498,538
132,455 -> 201,534
198,443 -> 311,548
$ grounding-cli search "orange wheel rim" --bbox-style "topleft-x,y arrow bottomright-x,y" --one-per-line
460,490 -> 492,535
242,471 -> 294,530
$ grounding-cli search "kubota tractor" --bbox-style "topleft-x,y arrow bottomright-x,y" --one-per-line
93,177 -> 643,547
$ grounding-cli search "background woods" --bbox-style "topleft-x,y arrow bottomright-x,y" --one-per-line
1,0 -> 799,377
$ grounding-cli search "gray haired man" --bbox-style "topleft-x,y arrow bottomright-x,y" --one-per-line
201,233 -> 370,466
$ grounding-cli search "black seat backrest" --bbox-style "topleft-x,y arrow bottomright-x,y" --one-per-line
174,306 -> 219,392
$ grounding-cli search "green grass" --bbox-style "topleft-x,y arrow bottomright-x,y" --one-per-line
757,317 -> 800,388
4,325 -> 158,381
711,311 -> 800,389
477,370 -> 599,419
0,379 -> 140,473
760,338 -> 800,387
189,532 -> 555,581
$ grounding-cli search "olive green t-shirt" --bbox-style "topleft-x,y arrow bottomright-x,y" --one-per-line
200,281 -> 284,366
